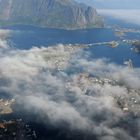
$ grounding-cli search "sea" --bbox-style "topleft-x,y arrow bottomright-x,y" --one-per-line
1,17 -> 140,68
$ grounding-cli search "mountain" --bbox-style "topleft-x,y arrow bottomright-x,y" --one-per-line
0,0 -> 103,29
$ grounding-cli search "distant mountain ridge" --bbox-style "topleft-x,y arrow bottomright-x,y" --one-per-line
0,0 -> 103,29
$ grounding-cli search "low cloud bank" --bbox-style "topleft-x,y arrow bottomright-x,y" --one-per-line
0,31 -> 140,140
98,9 -> 140,26
0,29 -> 11,48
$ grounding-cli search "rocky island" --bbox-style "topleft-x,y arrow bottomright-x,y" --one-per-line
0,99 -> 15,115
0,0 -> 103,29
132,40 -> 140,53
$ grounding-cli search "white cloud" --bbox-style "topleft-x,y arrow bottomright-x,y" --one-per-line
98,9 -> 140,26
0,29 -> 11,48
0,38 -> 139,139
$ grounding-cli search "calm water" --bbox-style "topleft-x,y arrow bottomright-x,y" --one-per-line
85,43 -> 140,67
4,25 -> 116,49
2,22 -> 140,67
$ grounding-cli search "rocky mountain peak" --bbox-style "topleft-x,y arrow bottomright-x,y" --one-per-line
0,0 -> 103,29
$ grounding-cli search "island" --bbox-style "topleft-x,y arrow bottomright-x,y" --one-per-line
0,99 -> 15,115
0,0 -> 103,29
132,40 -> 140,53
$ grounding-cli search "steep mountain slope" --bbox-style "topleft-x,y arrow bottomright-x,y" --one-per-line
0,0 -> 103,29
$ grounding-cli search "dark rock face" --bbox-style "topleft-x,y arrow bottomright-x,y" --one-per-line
0,0 -> 103,29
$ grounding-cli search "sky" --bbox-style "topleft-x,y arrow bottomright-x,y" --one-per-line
76,0 -> 140,9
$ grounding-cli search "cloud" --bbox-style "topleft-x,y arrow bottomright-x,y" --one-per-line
98,9 -> 140,26
0,37 -> 139,139
0,29 -> 11,48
